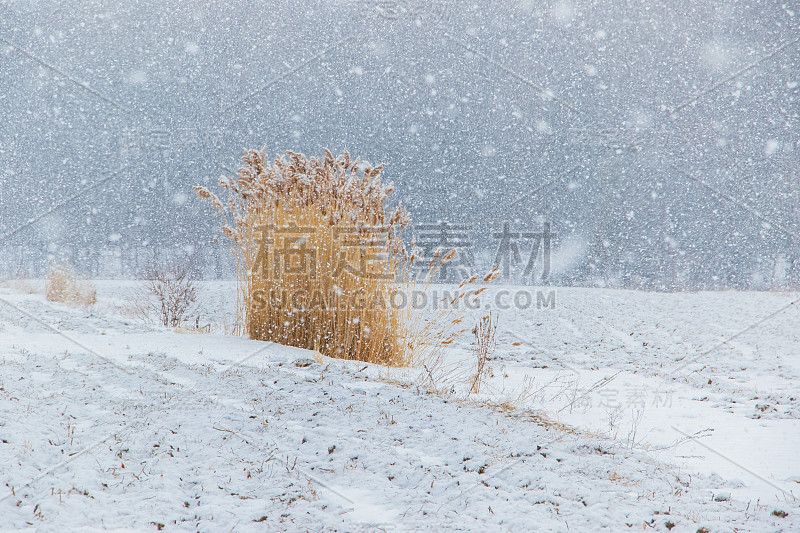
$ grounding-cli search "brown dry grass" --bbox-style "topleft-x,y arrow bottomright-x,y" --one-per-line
45,264 -> 96,307
0,278 -> 38,294
469,312 -> 497,394
411,267 -> 500,388
196,149 -> 497,367
245,202 -> 408,365
196,149 -> 412,365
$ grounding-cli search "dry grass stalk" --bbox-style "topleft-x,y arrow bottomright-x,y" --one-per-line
45,264 -> 96,307
469,312 -> 497,395
411,265 -> 500,389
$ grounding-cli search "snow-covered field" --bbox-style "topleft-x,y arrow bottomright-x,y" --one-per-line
0,280 -> 798,531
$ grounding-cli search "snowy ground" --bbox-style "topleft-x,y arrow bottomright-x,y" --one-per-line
0,280 -> 798,531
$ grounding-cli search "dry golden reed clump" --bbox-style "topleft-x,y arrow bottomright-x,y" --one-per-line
45,264 -> 97,307
196,149 -> 496,368
196,149 -> 412,365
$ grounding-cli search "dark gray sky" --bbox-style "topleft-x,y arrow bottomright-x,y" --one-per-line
1,0 -> 798,288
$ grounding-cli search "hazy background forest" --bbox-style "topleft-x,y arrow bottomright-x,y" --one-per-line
1,0 -> 798,290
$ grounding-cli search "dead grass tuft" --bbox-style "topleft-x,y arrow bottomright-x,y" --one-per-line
197,149 -> 413,365
197,149 -> 499,370
45,264 -> 96,307
0,278 -> 39,294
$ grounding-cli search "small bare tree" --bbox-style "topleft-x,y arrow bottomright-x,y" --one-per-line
136,256 -> 199,327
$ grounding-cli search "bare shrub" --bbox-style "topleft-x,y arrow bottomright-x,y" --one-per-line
45,264 -> 96,307
136,258 -> 199,328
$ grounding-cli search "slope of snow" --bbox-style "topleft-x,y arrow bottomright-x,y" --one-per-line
0,282 -> 797,531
